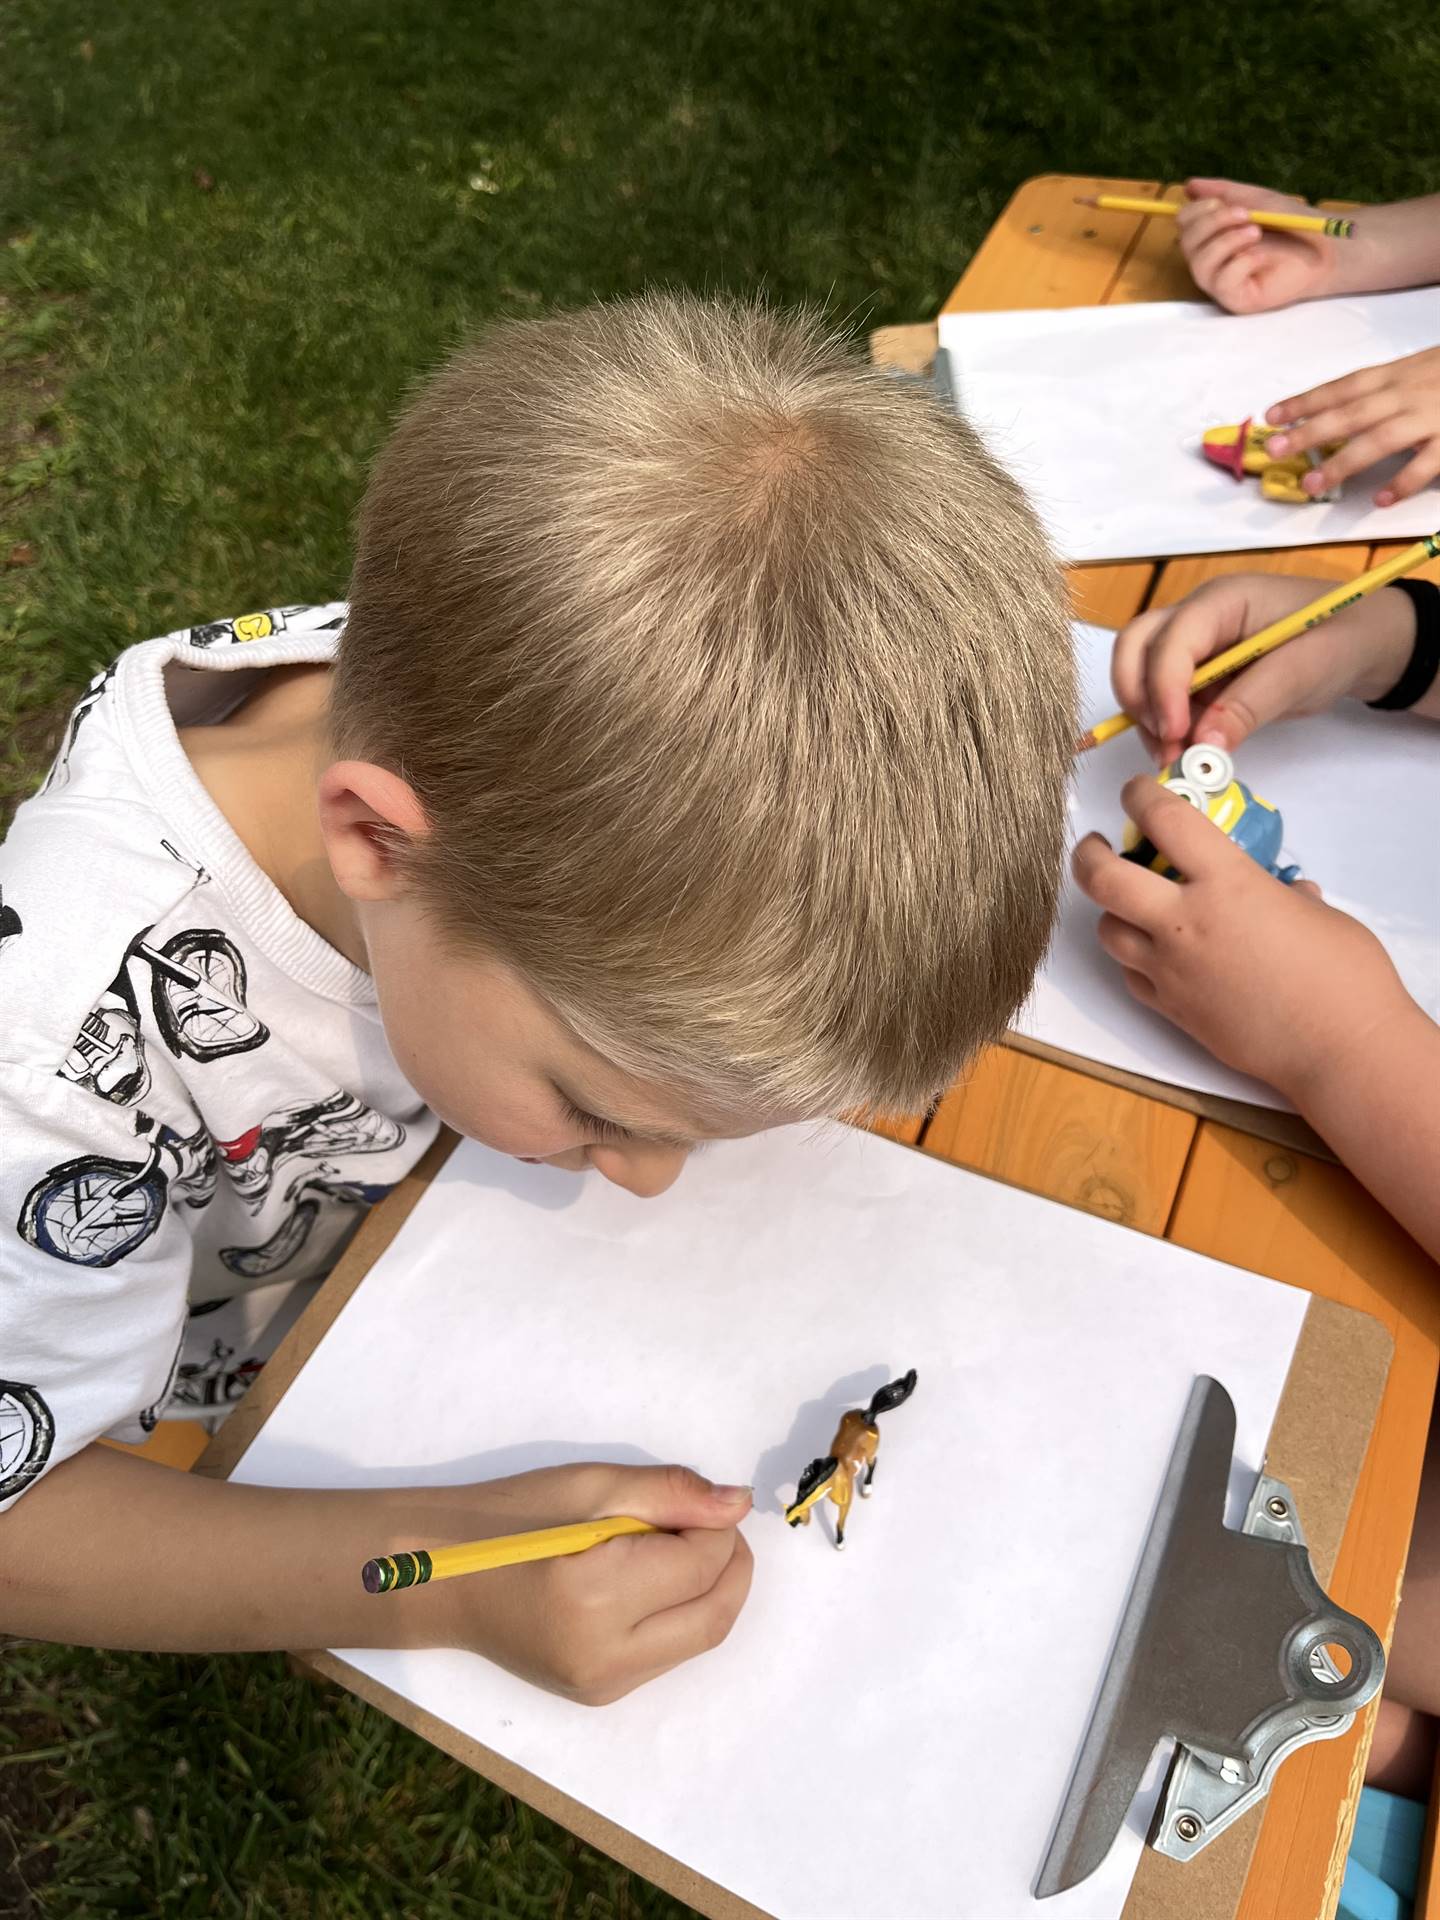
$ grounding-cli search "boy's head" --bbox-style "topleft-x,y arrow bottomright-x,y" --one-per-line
324,293 -> 1074,1193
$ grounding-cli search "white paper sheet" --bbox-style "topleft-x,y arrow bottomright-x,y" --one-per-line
1025,624 -> 1440,1111
936,291 -> 1440,561
234,1125 -> 1309,1920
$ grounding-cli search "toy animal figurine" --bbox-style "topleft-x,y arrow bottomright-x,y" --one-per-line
1201,418 -> 1342,503
784,1369 -> 918,1550
1121,744 -> 1300,884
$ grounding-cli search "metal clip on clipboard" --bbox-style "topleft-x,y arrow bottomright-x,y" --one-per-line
1036,1375 -> 1385,1898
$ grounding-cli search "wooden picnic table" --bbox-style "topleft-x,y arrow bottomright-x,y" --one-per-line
132,172 -> 1439,1920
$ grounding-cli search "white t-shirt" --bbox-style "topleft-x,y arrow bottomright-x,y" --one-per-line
0,605 -> 439,1508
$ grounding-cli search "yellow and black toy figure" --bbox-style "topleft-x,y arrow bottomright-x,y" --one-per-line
784,1369 -> 917,1551
1201,418 -> 1342,504
1122,744 -> 1300,884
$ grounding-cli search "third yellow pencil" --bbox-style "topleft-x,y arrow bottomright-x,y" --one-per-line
1079,534 -> 1440,752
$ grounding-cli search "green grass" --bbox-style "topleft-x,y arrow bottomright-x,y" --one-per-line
3,1643 -> 690,1918
2,0 -> 1438,1909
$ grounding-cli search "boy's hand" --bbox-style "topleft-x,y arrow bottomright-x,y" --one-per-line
1263,346 -> 1440,507
1110,573 -> 1417,763
1072,776 -> 1415,1100
436,1463 -> 754,1705
1177,178 -> 1340,314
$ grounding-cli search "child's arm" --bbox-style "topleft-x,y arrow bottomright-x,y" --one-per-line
0,1444 -> 752,1703
1177,180 -> 1440,315
1110,572 -> 1434,765
1073,780 -> 1440,1263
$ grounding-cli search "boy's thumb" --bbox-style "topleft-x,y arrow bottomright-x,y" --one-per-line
615,1464 -> 753,1530
1191,654 -> 1307,753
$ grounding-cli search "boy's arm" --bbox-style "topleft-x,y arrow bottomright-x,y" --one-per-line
0,1443 -> 477,1652
2,1443 -> 755,1701
1073,780 -> 1440,1266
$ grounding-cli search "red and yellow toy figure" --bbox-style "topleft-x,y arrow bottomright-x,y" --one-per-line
1201,418 -> 1342,503
784,1370 -> 917,1551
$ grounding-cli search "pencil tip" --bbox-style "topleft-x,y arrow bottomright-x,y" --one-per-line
1076,731 -> 1097,754
1073,195 -> 1097,207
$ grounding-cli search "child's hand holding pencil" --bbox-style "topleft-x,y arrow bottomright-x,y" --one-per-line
374,1462 -> 753,1705
1108,571 -> 1429,764
1173,178 -> 1348,315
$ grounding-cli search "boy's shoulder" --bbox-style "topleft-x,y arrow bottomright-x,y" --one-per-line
0,601 -> 347,1079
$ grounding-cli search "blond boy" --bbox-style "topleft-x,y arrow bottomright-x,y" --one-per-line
0,295 -> 1073,1698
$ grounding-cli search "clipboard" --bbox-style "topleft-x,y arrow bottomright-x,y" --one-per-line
196,1126 -> 1394,1920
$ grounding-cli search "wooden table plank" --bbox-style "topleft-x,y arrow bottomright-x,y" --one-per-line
1150,541 -> 1369,609
1108,182 -> 1200,305
943,174 -> 1164,313
1167,1125 -> 1440,1920
1068,562 -> 1153,630
921,1046 -> 1196,1236
102,1421 -> 211,1471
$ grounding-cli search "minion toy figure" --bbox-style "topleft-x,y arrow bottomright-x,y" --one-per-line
1121,744 -> 1301,884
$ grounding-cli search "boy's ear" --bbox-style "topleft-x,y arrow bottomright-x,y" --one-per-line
317,761 -> 430,902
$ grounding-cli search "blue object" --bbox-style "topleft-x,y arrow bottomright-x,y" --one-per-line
1338,1785 -> 1426,1920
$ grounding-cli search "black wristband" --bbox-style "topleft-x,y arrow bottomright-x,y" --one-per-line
1367,578 -> 1440,712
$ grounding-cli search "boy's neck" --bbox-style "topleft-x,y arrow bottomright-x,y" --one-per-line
178,663 -> 368,970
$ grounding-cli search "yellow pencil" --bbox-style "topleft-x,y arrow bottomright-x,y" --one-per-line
1079,533 -> 1440,753
1074,193 -> 1354,239
361,1515 -> 659,1592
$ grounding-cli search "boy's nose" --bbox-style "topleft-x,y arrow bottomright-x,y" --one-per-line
587,1141 -> 690,1199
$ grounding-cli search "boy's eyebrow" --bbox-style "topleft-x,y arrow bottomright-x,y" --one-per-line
550,1080 -> 697,1151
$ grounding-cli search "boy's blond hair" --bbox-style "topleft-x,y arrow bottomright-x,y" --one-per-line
334,293 -> 1074,1119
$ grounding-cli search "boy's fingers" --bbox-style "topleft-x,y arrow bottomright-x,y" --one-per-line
1096,912 -> 1154,974
1186,224 -> 1264,290
1121,967 -> 1159,1009
593,1522 -> 743,1620
591,1462 -> 752,1532
1136,585 -> 1254,742
1071,831 -> 1171,931
1110,605 -> 1171,723
628,1529 -> 754,1669
1185,176 -> 1277,207
1269,394 -> 1399,459
1124,775 -> 1234,877
1176,201 -> 1252,246
1308,414 -> 1421,493
1188,650 -> 1304,749
1266,363 -> 1389,426
1378,442 -> 1440,506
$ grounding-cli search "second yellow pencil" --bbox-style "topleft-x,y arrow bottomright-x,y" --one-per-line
1074,193 -> 1354,239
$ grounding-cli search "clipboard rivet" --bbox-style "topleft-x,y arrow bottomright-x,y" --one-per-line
1266,1495 -> 1290,1519
1174,1815 -> 1202,1842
